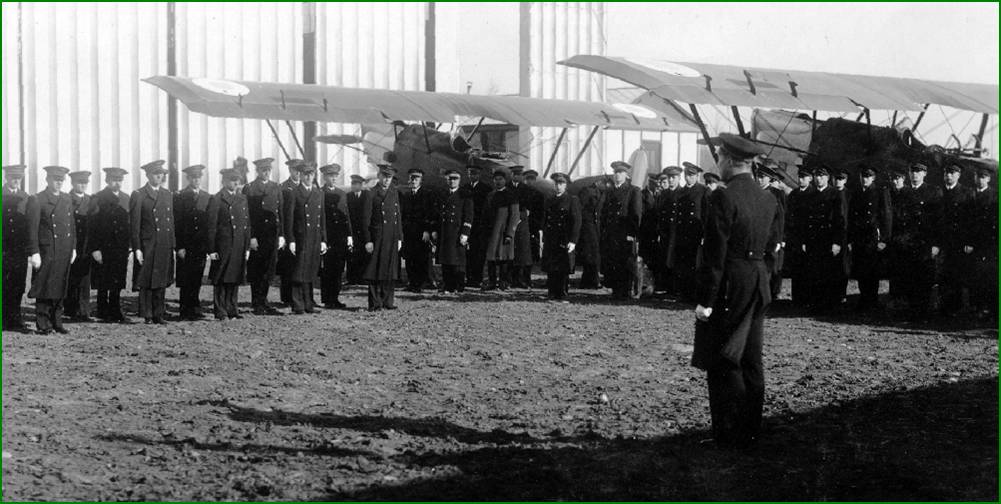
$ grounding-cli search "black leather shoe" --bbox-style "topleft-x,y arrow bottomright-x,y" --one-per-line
151,317 -> 168,325
54,327 -> 69,334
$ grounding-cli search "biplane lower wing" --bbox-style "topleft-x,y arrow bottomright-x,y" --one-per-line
143,76 -> 700,132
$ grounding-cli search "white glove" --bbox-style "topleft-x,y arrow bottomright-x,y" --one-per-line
71,249 -> 78,264
831,244 -> 841,256
289,242 -> 297,255
931,246 -> 940,257
134,250 -> 144,265
774,243 -> 782,254
91,250 -> 103,264
177,248 -> 187,260
278,236 -> 286,249
964,246 -> 974,254
365,242 -> 374,254
802,244 -> 807,252
29,253 -> 41,270
626,236 -> 636,242
877,242 -> 887,252
347,236 -> 354,250
320,242 -> 329,255
695,304 -> 713,322
208,252 -> 219,260
422,231 -> 431,243
567,242 -> 576,254
250,238 -> 259,251
397,240 -> 403,251
245,250 -> 250,261
459,235 -> 469,247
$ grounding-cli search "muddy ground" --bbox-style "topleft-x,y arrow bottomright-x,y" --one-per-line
2,279 -> 998,500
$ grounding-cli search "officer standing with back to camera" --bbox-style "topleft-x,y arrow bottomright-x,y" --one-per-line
2,164 -> 30,331
173,164 -> 212,320
89,167 -> 132,323
130,160 -> 175,325
26,165 -> 77,334
691,133 -> 778,450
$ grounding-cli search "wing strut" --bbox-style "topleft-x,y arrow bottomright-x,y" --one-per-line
731,106 -> 747,137
689,104 -> 718,163
285,121 -> 307,158
265,119 -> 292,161
974,113 -> 989,154
422,124 -> 433,154
465,117 -> 486,143
912,103 -> 930,132
543,127 -> 569,178
567,125 -> 600,177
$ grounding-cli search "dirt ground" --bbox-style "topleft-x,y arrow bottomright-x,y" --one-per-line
2,279 -> 998,501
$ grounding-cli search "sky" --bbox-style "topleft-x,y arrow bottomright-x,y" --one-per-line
607,2 -> 999,85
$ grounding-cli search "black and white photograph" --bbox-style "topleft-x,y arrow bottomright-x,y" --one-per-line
1,1 -> 998,500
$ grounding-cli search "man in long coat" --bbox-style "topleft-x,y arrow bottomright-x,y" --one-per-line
463,163 -> 493,288
435,168 -> 474,293
346,174 -> 371,285
278,159 -> 303,305
2,165 -> 30,331
482,166 -> 521,291
207,168 -> 251,320
508,166 -> 542,288
801,165 -> 847,312
969,165 -> 997,318
320,164 -> 353,309
130,160 -> 175,324
283,162 -> 327,314
894,163 -> 942,317
656,166 -> 683,295
575,179 -> 603,289
63,171 -> 93,321
89,167 -> 131,322
638,169 -> 662,290
363,164 -> 403,311
173,165 -> 211,320
26,165 -> 77,334
600,161 -> 643,299
935,163 -> 976,316
755,163 -> 787,301
677,162 -> 711,303
847,164 -> 891,311
400,167 -> 437,293
243,157 -> 285,315
785,166 -> 815,306
542,173 -> 582,300
691,133 -> 778,449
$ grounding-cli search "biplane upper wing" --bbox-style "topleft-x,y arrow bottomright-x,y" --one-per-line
143,76 -> 700,132
558,55 -> 998,114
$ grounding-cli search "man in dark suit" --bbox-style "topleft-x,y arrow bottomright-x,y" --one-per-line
283,162 -> 327,314
278,159 -> 303,305
435,168 -> 474,294
801,165 -> 847,312
600,161 -> 643,299
27,166 -> 77,334
509,165 -> 542,288
2,164 -> 30,331
691,133 -> 778,449
656,166 -> 683,296
207,168 -> 251,320
346,174 -> 371,285
173,165 -> 211,320
847,164 -> 891,311
895,163 -> 942,317
785,165 -> 815,307
320,164 -> 353,309
242,158 -> 285,315
576,179 -> 604,289
89,168 -> 132,323
542,172 -> 581,300
936,163 -> 976,316
755,162 -> 787,302
63,171 -> 93,321
130,160 -> 175,324
969,165 -> 997,319
363,163 -> 403,311
676,162 -> 710,302
464,163 -> 493,288
400,167 -> 436,293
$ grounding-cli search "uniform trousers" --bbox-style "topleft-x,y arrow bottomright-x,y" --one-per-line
705,297 -> 766,448
466,236 -> 487,287
289,282 -> 316,313
486,261 -> 511,290
35,298 -> 66,332
95,289 -> 124,320
2,261 -> 27,327
213,283 -> 239,319
440,265 -> 465,293
320,252 -> 347,305
940,248 -> 973,314
405,242 -> 431,290
546,263 -> 571,299
367,281 -> 395,310
579,262 -> 600,289
64,271 -> 91,318
138,288 -> 167,320
250,278 -> 273,310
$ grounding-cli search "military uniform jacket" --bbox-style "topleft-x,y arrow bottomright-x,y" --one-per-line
68,192 -> 93,278
765,186 -> 786,245
678,183 -> 710,253
347,189 -> 372,245
542,192 -> 582,271
465,180 -> 493,237
130,184 -> 175,290
322,185 -> 353,256
936,183 -> 975,252
693,173 -> 778,370
576,184 -> 603,265
88,187 -> 131,290
894,183 -> 942,252
483,187 -> 521,262
601,183 -> 642,243
656,187 -> 683,267
970,187 -> 997,259
243,178 -> 284,281
848,184 -> 891,248
363,184 -> 403,281
639,187 -> 661,257
435,188 -> 474,266
207,189 -> 251,284
173,187 -> 211,287
785,185 -> 815,252
283,184 -> 326,283
26,190 -> 76,299
511,182 -> 539,266
803,185 -> 847,254
400,186 -> 438,260
4,185 -> 30,261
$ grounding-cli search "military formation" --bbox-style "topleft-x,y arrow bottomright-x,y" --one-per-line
2,144 -> 997,334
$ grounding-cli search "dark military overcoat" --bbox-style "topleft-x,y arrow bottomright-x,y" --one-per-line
130,184 -> 176,290
26,190 -> 76,299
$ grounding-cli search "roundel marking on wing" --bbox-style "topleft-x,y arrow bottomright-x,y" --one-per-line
192,78 -> 251,97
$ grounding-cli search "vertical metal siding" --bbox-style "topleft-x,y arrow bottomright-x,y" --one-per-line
2,2 -> 23,170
